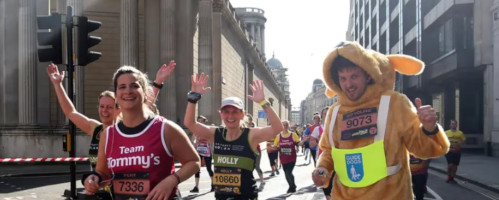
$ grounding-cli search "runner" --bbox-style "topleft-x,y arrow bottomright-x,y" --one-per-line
271,121 -> 300,193
444,119 -> 466,184
83,66 -> 199,199
410,155 -> 430,200
246,114 -> 265,187
190,115 -> 215,193
266,132 -> 280,176
311,41 -> 449,199
184,73 -> 283,200
46,62 -> 175,170
310,107 -> 334,200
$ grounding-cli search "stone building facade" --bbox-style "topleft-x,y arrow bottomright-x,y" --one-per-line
0,0 -> 290,157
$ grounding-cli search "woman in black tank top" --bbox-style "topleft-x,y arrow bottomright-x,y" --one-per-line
184,73 -> 284,199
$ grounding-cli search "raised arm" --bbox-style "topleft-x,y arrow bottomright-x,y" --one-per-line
183,73 -> 216,143
46,64 -> 100,135
248,80 -> 284,146
152,60 -> 176,99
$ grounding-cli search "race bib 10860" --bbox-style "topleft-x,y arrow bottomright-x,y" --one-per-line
213,167 -> 242,195
341,107 -> 378,140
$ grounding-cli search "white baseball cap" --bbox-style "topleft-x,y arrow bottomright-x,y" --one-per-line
220,97 -> 244,110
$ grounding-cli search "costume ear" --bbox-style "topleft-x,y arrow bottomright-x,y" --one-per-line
325,88 -> 336,98
387,54 -> 424,75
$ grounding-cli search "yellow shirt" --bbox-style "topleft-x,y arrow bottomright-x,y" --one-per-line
273,130 -> 301,147
445,129 -> 465,150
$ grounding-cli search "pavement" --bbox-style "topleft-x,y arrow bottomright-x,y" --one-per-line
1,151 -> 498,199
428,152 -> 499,194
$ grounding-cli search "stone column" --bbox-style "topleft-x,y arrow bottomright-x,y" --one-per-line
260,25 -> 265,58
174,0 -> 198,125
36,0 -> 51,126
490,0 -> 499,156
18,0 -> 37,127
161,0 -> 177,120
212,0 -> 224,125
0,0 -> 5,124
121,0 -> 139,67
255,24 -> 261,54
250,23 -> 255,43
247,62 -> 254,115
198,0 -> 214,120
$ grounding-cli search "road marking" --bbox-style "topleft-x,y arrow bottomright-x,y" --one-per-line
425,187 -> 443,200
429,169 -> 499,200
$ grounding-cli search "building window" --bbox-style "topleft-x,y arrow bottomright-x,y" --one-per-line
438,19 -> 454,55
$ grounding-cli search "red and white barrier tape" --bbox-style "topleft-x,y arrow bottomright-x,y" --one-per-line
0,157 -> 89,162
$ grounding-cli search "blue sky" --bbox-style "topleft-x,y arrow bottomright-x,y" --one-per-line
230,0 -> 350,109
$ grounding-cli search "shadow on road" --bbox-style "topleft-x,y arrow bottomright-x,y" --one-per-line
182,191 -> 213,200
266,184 -> 318,200
0,175 -> 79,193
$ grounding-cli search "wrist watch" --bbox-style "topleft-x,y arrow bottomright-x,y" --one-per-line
187,91 -> 202,103
422,124 -> 439,135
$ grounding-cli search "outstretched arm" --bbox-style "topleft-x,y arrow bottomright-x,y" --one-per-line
152,60 -> 176,100
183,73 -> 216,143
248,80 -> 284,146
46,64 -> 99,135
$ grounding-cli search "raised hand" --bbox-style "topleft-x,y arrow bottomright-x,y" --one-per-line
155,60 -> 176,84
415,98 -> 437,131
191,73 -> 211,94
46,63 -> 64,85
247,80 -> 265,103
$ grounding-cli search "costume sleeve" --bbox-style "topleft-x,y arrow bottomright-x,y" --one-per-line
273,134 -> 280,147
317,107 -> 335,175
397,94 -> 450,158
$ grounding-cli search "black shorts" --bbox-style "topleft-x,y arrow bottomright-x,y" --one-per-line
445,151 -> 461,165
268,151 -> 278,166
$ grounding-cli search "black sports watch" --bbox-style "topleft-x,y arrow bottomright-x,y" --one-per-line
422,124 -> 439,135
187,91 -> 202,103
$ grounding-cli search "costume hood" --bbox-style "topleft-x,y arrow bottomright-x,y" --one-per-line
323,41 -> 424,105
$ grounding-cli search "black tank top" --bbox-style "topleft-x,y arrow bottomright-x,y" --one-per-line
213,127 -> 257,199
88,124 -> 103,168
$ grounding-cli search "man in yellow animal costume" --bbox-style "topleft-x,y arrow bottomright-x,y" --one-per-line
311,41 -> 449,199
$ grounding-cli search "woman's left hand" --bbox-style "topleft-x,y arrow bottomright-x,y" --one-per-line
146,175 -> 177,200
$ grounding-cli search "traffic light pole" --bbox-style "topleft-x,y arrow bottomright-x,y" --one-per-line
66,6 -> 77,200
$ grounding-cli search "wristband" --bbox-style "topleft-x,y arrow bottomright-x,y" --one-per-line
152,82 -> 163,89
173,172 -> 181,184
260,101 -> 270,108
258,100 -> 267,106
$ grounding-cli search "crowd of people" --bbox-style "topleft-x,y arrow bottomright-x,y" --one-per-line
43,40 -> 467,200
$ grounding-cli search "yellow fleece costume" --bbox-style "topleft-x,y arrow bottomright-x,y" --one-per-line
317,42 -> 449,199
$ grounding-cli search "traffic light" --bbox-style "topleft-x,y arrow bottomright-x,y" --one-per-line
77,16 -> 101,66
37,13 -> 62,64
